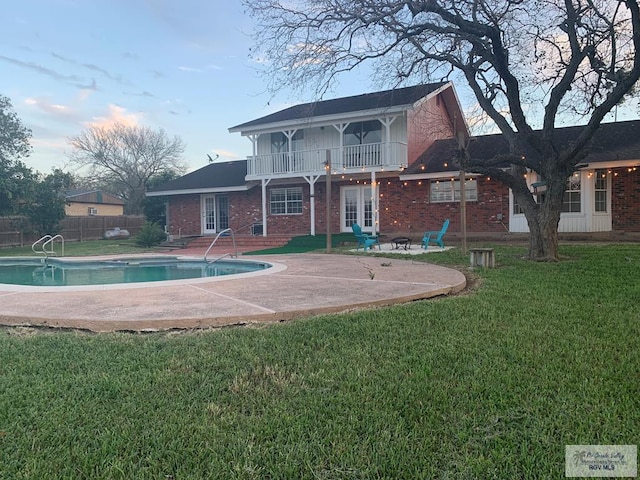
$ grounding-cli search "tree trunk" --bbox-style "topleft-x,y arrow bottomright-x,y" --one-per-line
526,208 -> 560,261
517,181 -> 564,261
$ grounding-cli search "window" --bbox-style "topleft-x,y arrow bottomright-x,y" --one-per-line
594,169 -> 608,213
344,121 -> 381,145
512,196 -> 524,215
270,187 -> 303,215
88,207 -> 98,215
562,173 -> 581,213
430,179 -> 478,203
270,131 -> 303,153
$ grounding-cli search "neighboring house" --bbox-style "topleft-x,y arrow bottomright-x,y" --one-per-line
65,190 -> 125,217
147,82 -> 640,239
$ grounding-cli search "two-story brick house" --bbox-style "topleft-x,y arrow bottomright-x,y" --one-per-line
147,82 -> 640,239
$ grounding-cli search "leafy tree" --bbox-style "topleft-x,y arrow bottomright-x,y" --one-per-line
0,95 -> 35,215
68,123 -> 187,216
246,0 -> 640,260
24,169 -> 74,236
142,170 -> 181,226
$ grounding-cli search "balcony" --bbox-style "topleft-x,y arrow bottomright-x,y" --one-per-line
246,142 -> 408,179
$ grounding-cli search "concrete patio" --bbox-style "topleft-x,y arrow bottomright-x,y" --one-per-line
0,253 -> 466,333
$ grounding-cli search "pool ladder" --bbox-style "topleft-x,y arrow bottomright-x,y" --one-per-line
32,234 -> 65,258
203,228 -> 237,263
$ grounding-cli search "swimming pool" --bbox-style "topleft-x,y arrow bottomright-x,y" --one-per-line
0,256 -> 272,288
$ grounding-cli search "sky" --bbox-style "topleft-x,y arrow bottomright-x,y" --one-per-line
2,1 -> 637,176
0,0 -> 372,175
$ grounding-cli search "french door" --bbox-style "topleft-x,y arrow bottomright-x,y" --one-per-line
341,186 -> 373,232
202,195 -> 229,234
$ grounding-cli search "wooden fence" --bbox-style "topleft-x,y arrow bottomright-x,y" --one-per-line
0,215 -> 146,248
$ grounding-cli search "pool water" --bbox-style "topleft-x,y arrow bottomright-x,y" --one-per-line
0,257 -> 270,287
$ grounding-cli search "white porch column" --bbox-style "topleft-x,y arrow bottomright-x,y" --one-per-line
303,175 -> 320,236
371,171 -> 378,237
283,129 -> 296,172
380,116 -> 396,167
261,178 -> 271,237
247,134 -> 259,175
332,123 -> 348,170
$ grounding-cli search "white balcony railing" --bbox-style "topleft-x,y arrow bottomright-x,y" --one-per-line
247,142 -> 407,178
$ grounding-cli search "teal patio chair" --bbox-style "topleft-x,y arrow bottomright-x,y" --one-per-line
422,219 -> 450,249
351,223 -> 380,251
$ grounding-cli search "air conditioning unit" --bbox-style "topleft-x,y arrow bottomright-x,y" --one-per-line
88,207 -> 98,216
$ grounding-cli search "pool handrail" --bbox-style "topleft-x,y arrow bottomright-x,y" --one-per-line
204,228 -> 237,263
32,234 -> 65,257
32,235 -> 52,255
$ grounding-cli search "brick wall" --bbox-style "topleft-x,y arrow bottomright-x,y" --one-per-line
375,176 -> 510,236
612,167 -> 640,232
166,176 -> 513,237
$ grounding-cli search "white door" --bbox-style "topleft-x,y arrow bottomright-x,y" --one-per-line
202,195 -> 229,234
341,186 -> 373,232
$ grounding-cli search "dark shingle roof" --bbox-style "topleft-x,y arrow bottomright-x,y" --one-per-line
230,83 -> 448,131
147,160 -> 247,194
404,119 -> 640,175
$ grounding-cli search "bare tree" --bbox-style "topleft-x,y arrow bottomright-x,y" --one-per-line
68,123 -> 187,215
246,0 -> 640,260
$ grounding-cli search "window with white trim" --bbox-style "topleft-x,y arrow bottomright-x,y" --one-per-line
270,187 -> 303,215
562,173 -> 581,213
594,169 -> 608,213
344,120 -> 381,146
430,179 -> 478,203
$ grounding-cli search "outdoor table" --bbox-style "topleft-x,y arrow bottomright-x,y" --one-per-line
391,237 -> 412,250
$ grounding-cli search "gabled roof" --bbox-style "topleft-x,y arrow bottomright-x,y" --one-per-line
146,160 -> 249,197
403,119 -> 640,177
229,82 -> 448,132
65,190 -> 124,205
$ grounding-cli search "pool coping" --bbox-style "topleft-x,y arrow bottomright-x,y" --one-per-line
0,254 -> 287,292
0,253 -> 467,332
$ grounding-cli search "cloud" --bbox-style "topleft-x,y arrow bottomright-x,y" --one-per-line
212,149 -> 239,161
178,66 -> 202,72
87,104 -> 143,128
24,97 -> 80,122
0,54 -> 83,83
51,52 -> 130,86
123,90 -> 156,98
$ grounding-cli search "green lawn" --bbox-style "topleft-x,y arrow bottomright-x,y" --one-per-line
0,244 -> 638,479
0,239 -> 151,257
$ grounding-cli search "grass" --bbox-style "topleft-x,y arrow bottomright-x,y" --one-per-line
244,233 -> 356,255
0,239 -> 153,257
0,244 -> 639,478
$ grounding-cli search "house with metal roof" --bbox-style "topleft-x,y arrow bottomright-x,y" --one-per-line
148,83 -> 640,241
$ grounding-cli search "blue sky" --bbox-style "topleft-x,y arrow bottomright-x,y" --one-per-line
3,1 -> 637,175
1,0 -> 371,174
